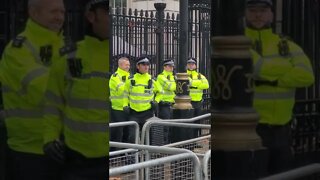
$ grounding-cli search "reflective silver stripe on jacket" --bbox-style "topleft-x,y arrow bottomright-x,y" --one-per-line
66,98 -> 109,110
161,91 -> 175,95
295,62 -> 313,73
45,91 -> 64,105
2,68 -> 47,95
44,105 -> 62,116
4,109 -> 42,118
1,85 -> 12,93
130,92 -> 153,97
253,57 -> 263,78
290,51 -> 305,57
115,82 -> 124,91
23,39 -> 42,63
129,98 -> 152,104
253,51 -> 305,79
190,89 -> 203,93
64,117 -> 108,132
18,67 -> 47,95
254,91 -> 295,100
81,71 -> 109,79
109,95 -> 124,100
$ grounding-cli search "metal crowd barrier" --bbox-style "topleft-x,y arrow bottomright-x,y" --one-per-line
109,121 -> 140,179
109,142 -> 202,180
141,115 -> 211,179
141,113 -> 211,145
203,150 -> 211,180
259,163 -> 320,180
109,114 -> 212,180
109,121 -> 140,144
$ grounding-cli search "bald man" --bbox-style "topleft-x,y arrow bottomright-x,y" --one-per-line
109,55 -> 130,150
0,0 -> 65,179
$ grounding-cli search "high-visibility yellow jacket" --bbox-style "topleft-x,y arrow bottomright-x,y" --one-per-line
109,68 -> 130,110
123,73 -> 162,112
246,27 -> 315,125
43,35 -> 109,158
0,19 -> 63,154
156,70 -> 176,103
187,70 -> 209,102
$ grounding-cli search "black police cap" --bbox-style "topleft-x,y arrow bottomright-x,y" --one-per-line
187,58 -> 197,64
163,59 -> 175,66
136,56 -> 150,65
86,0 -> 109,11
246,0 -> 273,7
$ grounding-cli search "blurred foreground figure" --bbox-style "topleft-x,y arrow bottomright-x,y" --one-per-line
0,0 -> 65,179
43,0 -> 110,179
245,0 -> 314,174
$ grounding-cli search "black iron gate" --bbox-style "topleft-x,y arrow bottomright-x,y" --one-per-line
111,1 -> 211,111
282,0 -> 320,168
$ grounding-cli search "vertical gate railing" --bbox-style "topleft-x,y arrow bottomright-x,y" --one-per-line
189,0 -> 211,112
111,2 -> 211,111
282,0 -> 320,168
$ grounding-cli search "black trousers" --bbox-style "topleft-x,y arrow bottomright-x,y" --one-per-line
63,146 -> 108,180
6,148 -> 63,180
191,101 -> 203,117
110,109 -> 129,151
191,101 -> 203,138
256,123 -> 293,174
127,109 -> 154,144
158,103 -> 172,145
158,103 -> 171,119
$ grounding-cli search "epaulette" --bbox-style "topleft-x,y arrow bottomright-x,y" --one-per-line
278,34 -> 290,56
59,42 -> 77,56
12,36 -> 26,48
278,34 -> 292,41
106,72 -> 112,79
147,79 -> 153,89
152,77 -> 157,81
112,72 -> 118,77
198,73 -> 201,80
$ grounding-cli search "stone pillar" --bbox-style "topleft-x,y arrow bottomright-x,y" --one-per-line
211,0 -> 268,179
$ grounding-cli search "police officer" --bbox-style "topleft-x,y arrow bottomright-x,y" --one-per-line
0,0 -> 65,179
109,55 -> 130,150
123,56 -> 162,143
157,59 -> 176,119
156,59 -> 176,145
187,57 -> 209,117
42,0 -> 110,179
245,0 -> 314,174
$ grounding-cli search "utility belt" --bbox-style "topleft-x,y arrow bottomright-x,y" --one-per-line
159,101 -> 173,106
130,108 -> 153,115
258,121 -> 291,129
65,146 -> 107,167
254,80 -> 277,87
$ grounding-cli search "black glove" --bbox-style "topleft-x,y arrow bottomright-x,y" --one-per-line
43,140 -> 65,164
150,101 -> 158,111
123,106 -> 130,114
159,101 -> 172,106
150,101 -> 158,115
254,80 -> 278,87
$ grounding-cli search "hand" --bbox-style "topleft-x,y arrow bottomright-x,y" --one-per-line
191,80 -> 201,87
159,101 -> 172,106
123,106 -> 130,114
254,80 -> 278,87
43,140 -> 65,164
150,101 -> 158,112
